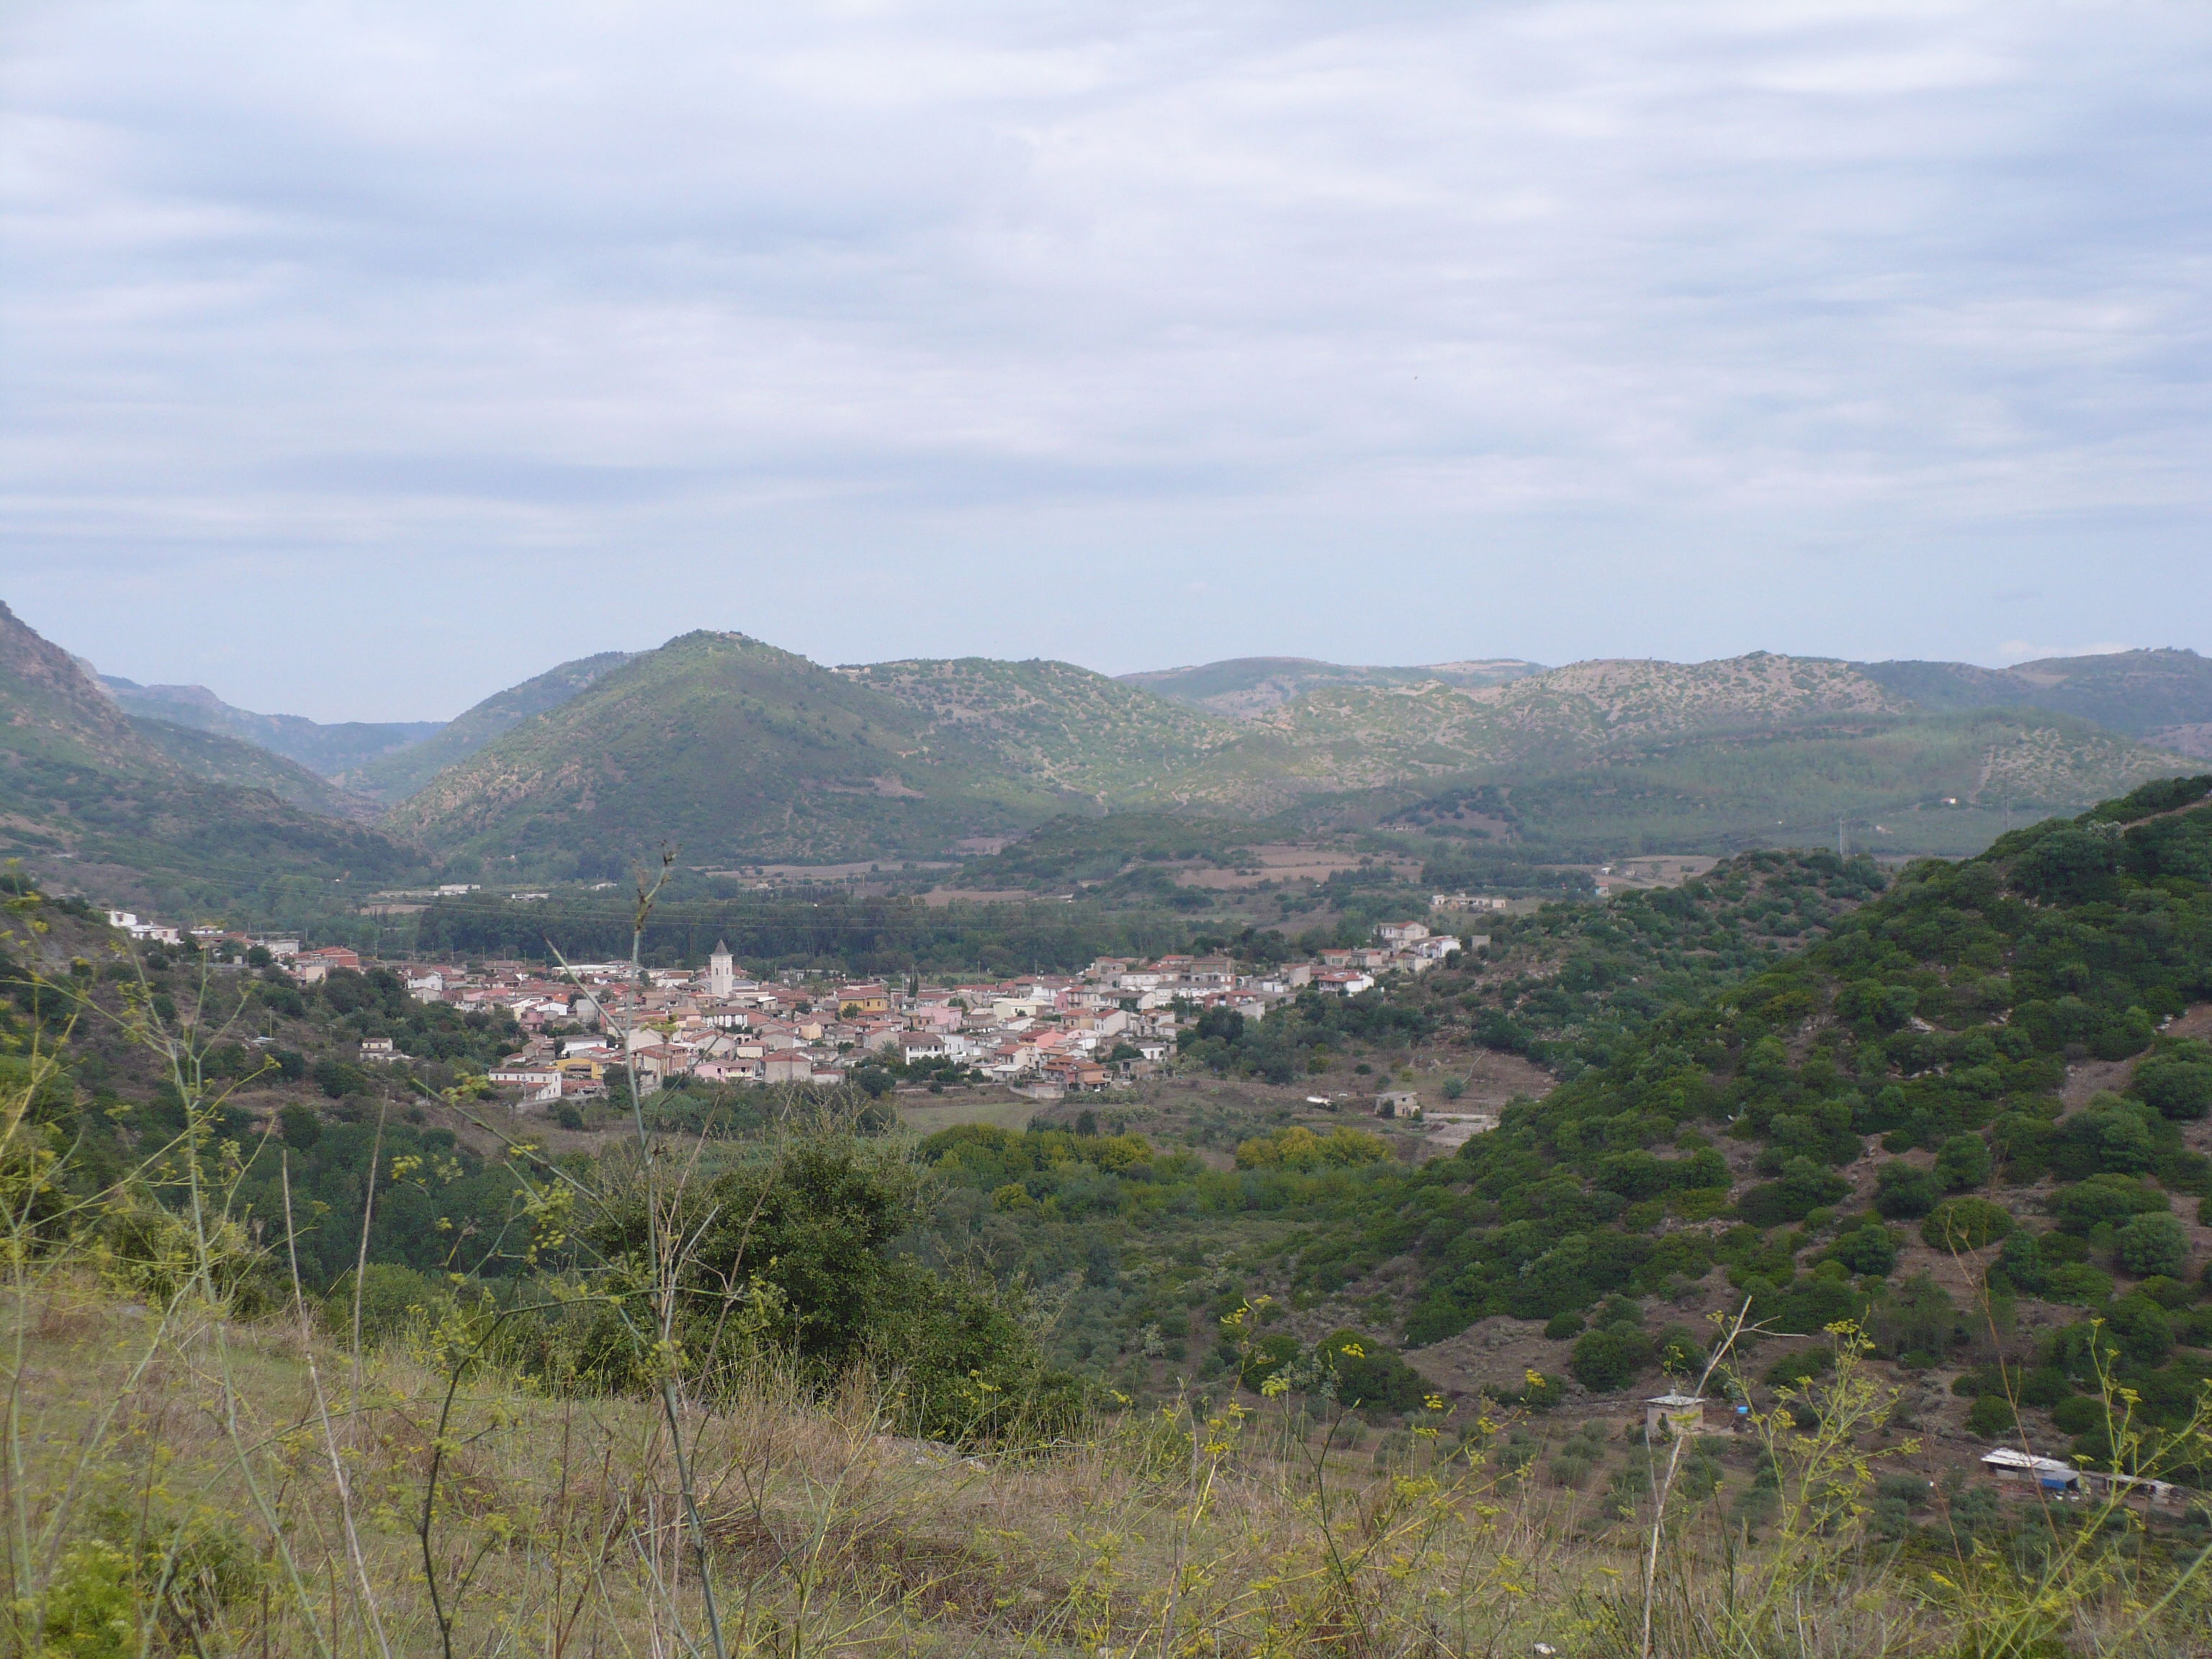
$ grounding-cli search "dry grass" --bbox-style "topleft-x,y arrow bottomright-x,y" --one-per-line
12,1276 -> 2212,1659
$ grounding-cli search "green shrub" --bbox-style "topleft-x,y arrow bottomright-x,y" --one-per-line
1934,1133 -> 1994,1192
1671,1186 -> 1733,1221
312,1057 -> 377,1100
2042,1262 -> 2115,1307
2051,1395 -> 2103,1434
1824,1222 -> 1900,1277
1873,1161 -> 1939,1218
1965,1394 -> 2017,1437
2108,1294 -> 2175,1366
2132,1050 -> 2212,1121
1992,1230 -> 2049,1294
1313,1331 -> 1430,1415
277,1102 -> 323,1149
1736,1158 -> 1850,1228
585,1136 -> 1080,1442
1655,1324 -> 1706,1375
320,1262 -> 450,1342
1237,1331 -> 1301,1391
2116,1210 -> 2190,1279
1920,1197 -> 2014,1251
2055,1174 -> 2171,1234
1570,1323 -> 1655,1392
1763,1348 -> 1833,1389
1542,1309 -> 1586,1340
2171,1307 -> 2212,1348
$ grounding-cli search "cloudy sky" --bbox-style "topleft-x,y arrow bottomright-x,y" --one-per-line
3,1 -> 2208,721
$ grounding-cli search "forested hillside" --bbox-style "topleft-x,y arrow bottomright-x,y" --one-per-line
98,675 -> 440,776
0,603 -> 426,913
1277,774 -> 2212,1473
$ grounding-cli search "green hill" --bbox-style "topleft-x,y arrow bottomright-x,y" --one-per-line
1165,657 -> 2190,851
380,631 -> 1100,870
1311,774 -> 2212,1437
126,716 -> 382,822
384,638 -> 2199,871
1374,706 -> 2193,859
1118,655 -> 1546,719
96,675 -> 441,775
840,656 -> 1239,799
338,649 -> 634,803
1859,647 -> 2212,756
0,603 -> 426,912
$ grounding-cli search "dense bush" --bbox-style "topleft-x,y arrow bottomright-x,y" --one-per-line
586,1138 -> 1081,1441
1965,1394 -> 2017,1437
1920,1197 -> 2014,1252
2054,1174 -> 2172,1235
2116,1211 -> 2190,1279
1570,1321 -> 1655,1392
1735,1159 -> 1850,1227
1234,1125 -> 1390,1172
2132,1044 -> 2212,1121
1314,1330 -> 1431,1416
1823,1220 -> 1901,1278
1933,1133 -> 1993,1192
1873,1162 -> 1939,1219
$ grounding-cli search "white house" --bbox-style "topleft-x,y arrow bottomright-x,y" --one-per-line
487,1066 -> 562,1105
105,910 -> 183,945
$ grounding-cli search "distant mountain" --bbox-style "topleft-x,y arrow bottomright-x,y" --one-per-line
1368,706 -> 2191,861
385,637 -> 2198,869
127,717 -> 382,822
1858,648 -> 2212,756
96,676 -> 442,777
1121,654 -> 2190,850
1128,654 -> 1917,810
381,633 -> 1105,868
339,650 -> 633,803
1129,648 -> 2212,759
0,603 -> 425,910
840,657 -> 1238,799
1118,656 -> 1545,719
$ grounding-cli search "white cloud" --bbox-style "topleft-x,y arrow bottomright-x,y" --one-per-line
0,1 -> 2208,717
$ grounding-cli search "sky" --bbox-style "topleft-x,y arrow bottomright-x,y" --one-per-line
2,1 -> 2209,721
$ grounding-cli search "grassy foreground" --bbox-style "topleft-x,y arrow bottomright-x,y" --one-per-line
8,1272 -> 2212,1658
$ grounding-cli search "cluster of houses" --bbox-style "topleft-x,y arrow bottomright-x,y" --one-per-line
452,920 -> 1472,1107
97,902 -> 1485,1112
328,922 -> 1470,1107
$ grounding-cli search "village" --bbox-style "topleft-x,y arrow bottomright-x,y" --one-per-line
107,905 -> 1487,1114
